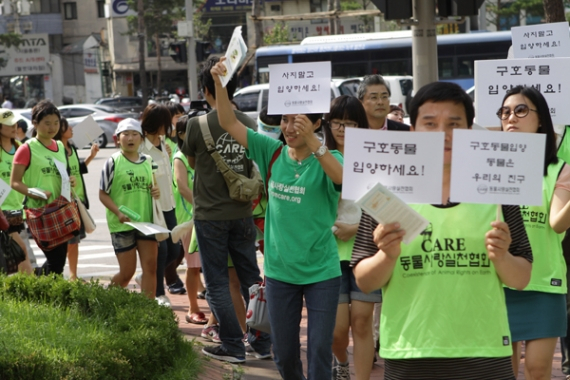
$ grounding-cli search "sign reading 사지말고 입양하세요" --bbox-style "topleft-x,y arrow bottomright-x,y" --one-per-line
450,129 -> 545,206
342,129 -> 445,204
511,21 -> 570,59
474,58 -> 570,127
267,61 -> 332,115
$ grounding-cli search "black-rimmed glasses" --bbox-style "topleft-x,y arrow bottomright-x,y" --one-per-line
330,121 -> 357,130
496,104 -> 538,120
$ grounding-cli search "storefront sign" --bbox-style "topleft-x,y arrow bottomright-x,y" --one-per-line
0,33 -> 50,77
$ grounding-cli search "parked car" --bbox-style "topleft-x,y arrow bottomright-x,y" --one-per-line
58,104 -> 138,148
95,96 -> 143,113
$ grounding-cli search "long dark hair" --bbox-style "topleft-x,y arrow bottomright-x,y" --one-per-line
323,95 -> 368,150
501,85 -> 558,175
141,103 -> 172,137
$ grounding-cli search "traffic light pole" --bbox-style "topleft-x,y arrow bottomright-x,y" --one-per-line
186,0 -> 198,100
411,0 -> 438,92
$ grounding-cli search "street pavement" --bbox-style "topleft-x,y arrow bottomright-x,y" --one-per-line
30,145 -> 569,379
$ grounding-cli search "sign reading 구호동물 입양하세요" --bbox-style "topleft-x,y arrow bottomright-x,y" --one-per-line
267,61 -> 332,115
474,58 -> 570,127
342,129 -> 445,204
511,21 -> 570,59
450,129 -> 545,206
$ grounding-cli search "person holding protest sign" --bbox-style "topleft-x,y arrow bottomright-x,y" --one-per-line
322,95 -> 379,380
499,85 -> 570,380
352,81 -> 533,380
211,57 -> 343,379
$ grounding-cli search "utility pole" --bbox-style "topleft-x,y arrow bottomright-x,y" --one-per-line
411,0 -> 438,92
137,0 -> 148,106
185,0 -> 198,100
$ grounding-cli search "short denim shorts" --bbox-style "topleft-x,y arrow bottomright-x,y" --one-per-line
111,229 -> 156,254
339,260 -> 382,304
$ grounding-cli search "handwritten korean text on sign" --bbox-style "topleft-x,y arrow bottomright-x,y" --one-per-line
450,129 -> 545,206
342,129 -> 444,204
268,61 -> 331,115
474,58 -> 570,126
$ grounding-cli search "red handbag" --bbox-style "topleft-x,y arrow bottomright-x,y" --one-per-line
25,196 -> 80,251
0,211 -> 9,232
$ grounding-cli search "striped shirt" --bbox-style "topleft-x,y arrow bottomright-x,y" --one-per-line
351,203 -> 532,380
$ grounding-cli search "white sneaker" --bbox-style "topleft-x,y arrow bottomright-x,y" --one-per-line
135,273 -> 142,287
156,295 -> 171,307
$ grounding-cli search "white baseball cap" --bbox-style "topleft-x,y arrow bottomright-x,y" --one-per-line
115,118 -> 142,136
257,117 -> 281,140
0,109 -> 17,126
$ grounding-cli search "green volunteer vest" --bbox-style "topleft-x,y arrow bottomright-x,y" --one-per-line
172,151 -> 194,224
558,126 -> 570,163
519,160 -> 566,293
166,137 -> 177,163
380,203 -> 512,359
67,147 -> 86,203
0,144 -> 23,212
106,152 -> 154,233
24,139 -> 67,208
337,236 -> 356,262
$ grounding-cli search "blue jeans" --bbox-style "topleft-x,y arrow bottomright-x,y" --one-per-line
266,276 -> 340,380
156,209 -> 180,297
195,217 -> 271,356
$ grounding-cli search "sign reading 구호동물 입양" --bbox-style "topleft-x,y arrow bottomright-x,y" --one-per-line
450,129 -> 545,206
474,58 -> 570,127
342,128 -> 445,204
267,61 -> 332,115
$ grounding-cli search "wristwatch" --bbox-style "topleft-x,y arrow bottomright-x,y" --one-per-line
313,145 -> 328,158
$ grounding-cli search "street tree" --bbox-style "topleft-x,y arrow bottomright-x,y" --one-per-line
486,0 -> 569,29
127,0 -> 185,100
543,0 -> 565,22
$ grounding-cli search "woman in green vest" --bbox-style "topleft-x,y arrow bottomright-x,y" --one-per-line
55,117 -> 99,281
11,100 -> 75,275
352,82 -> 533,380
499,85 -> 570,380
0,109 -> 33,274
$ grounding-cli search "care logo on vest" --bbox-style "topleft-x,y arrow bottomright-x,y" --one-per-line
42,156 -> 61,177
121,169 -> 148,192
399,223 -> 491,278
520,205 -> 547,229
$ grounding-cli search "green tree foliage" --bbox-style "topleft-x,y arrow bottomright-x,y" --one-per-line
126,0 -> 185,40
264,22 -> 290,45
486,0 -> 570,28
0,33 -> 22,48
193,0 -> 213,41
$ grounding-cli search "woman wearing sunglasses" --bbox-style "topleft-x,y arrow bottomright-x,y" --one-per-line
499,85 -> 570,380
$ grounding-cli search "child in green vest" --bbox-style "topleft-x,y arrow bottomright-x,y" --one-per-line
55,117 -> 99,281
352,82 -> 533,380
11,100 -> 76,275
99,118 -> 160,299
499,85 -> 570,380
0,109 -> 33,274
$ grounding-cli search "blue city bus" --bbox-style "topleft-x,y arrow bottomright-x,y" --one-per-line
255,31 -> 512,90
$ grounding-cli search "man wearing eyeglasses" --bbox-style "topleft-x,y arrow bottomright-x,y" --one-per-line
357,75 -> 409,131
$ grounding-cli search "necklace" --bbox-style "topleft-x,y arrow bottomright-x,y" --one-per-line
288,148 -> 305,179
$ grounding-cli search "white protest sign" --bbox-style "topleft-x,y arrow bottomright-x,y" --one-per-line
53,159 -> 71,202
268,61 -> 331,115
220,26 -> 248,88
125,222 -> 171,235
512,22 -> 570,59
0,179 -> 12,206
342,129 -> 444,204
450,129 -> 545,206
474,58 -> 570,126
71,115 -> 105,149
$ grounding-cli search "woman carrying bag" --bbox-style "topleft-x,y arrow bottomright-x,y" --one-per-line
11,100 -> 77,276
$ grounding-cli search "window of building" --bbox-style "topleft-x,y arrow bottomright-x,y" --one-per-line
63,2 -> 77,20
97,0 -> 105,18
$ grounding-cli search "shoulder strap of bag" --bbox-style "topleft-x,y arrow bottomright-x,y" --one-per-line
266,146 -> 283,196
198,114 -> 235,175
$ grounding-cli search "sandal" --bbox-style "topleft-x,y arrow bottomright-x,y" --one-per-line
185,312 -> 208,325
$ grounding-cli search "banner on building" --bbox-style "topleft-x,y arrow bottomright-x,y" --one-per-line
0,33 -> 50,77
